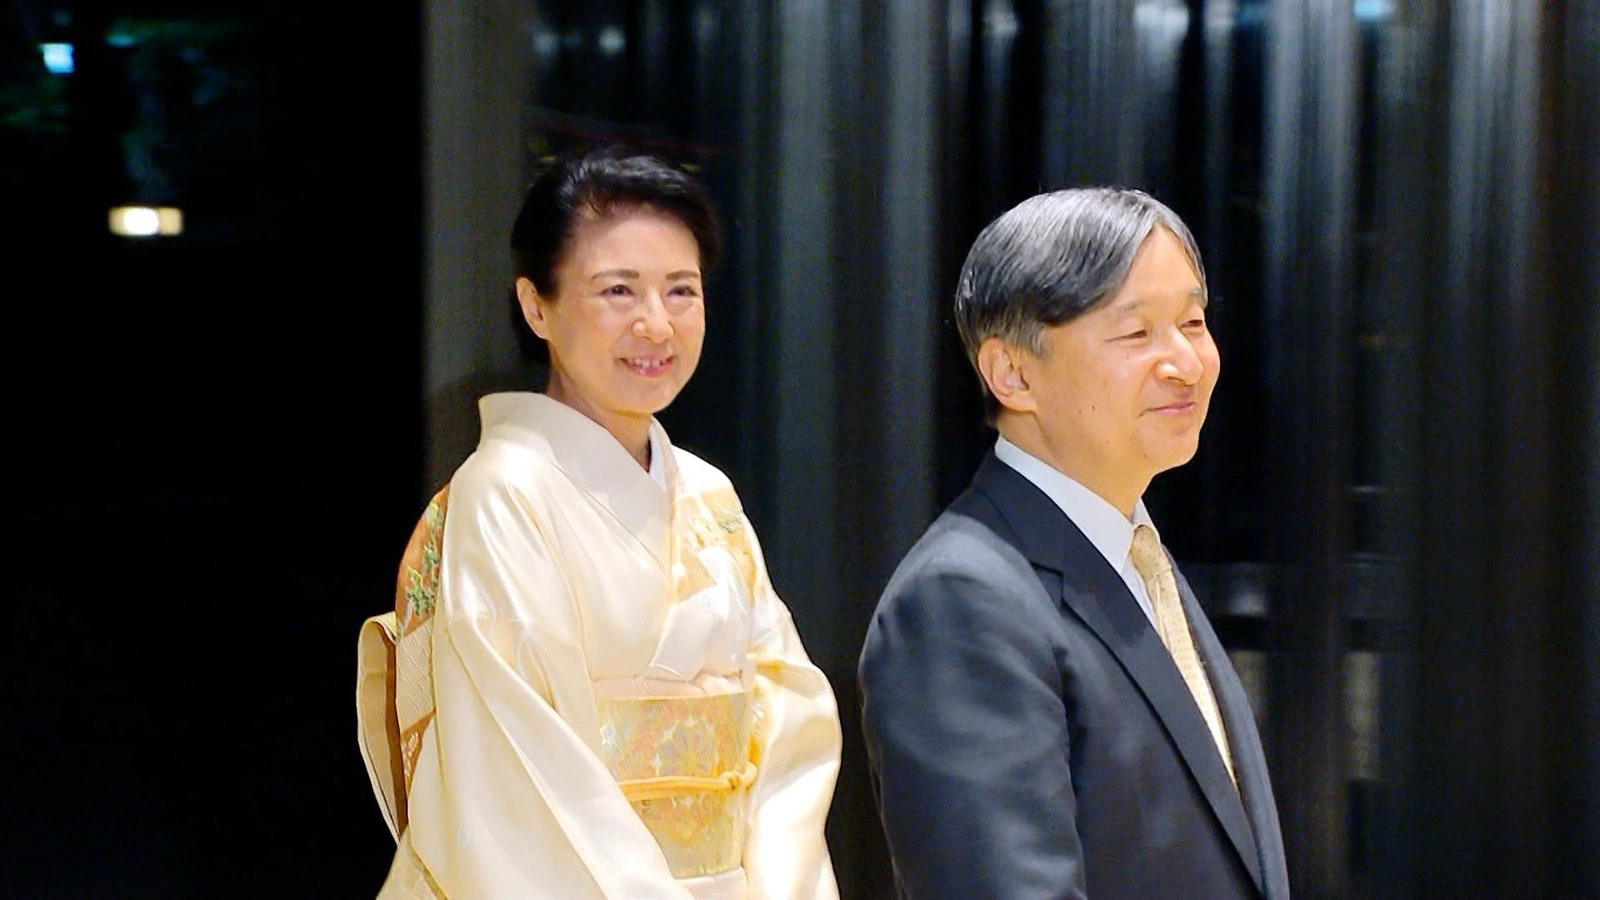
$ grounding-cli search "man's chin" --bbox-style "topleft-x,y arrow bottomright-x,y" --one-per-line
1148,442 -> 1202,474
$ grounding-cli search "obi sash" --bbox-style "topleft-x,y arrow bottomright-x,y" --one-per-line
595,686 -> 758,880
358,486 -> 450,842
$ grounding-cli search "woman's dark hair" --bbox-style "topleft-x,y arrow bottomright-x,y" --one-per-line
506,143 -> 722,363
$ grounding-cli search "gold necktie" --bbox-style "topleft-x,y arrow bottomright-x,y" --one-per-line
1129,524 -> 1236,786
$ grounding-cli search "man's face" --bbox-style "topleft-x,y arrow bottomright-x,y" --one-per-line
1025,226 -> 1220,502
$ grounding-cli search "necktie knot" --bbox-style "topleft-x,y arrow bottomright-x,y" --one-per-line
1129,524 -> 1170,582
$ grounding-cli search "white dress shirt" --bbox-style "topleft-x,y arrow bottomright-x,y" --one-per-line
993,435 -> 1161,627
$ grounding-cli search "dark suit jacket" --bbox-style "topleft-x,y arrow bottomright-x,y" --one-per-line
859,452 -> 1290,899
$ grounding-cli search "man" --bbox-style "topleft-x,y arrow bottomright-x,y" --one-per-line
859,188 -> 1290,899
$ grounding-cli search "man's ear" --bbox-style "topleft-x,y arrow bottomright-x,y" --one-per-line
516,277 -> 552,340
977,337 -> 1037,414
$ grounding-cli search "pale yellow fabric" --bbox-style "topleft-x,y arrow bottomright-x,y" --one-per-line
1129,524 -> 1237,785
358,392 -> 842,900
378,830 -> 446,899
357,613 -> 404,838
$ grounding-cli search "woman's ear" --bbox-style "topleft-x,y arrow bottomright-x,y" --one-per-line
516,277 -> 551,340
977,337 -> 1036,414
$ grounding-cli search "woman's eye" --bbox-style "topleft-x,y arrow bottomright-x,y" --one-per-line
603,284 -> 633,297
663,285 -> 702,312
1119,329 -> 1148,341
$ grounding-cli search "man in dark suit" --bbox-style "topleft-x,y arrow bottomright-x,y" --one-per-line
859,188 -> 1290,899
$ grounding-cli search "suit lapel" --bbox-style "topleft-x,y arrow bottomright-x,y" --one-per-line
1180,566 -> 1287,897
967,454 -> 1264,893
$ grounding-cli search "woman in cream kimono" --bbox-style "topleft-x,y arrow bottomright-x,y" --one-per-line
356,145 -> 842,899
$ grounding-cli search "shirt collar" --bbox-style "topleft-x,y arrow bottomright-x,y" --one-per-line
992,434 -> 1156,572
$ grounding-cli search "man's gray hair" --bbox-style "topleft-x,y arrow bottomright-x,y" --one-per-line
953,188 -> 1206,416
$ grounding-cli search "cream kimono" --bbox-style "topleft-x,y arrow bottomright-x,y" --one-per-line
357,392 -> 842,899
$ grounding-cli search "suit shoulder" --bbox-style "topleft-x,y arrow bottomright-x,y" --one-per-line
894,505 -> 1027,574
873,509 -> 1044,620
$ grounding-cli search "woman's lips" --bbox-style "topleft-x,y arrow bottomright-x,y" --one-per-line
622,355 -> 674,377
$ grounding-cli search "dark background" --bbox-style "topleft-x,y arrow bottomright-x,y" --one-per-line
8,2 -> 421,893
9,1 -> 1598,898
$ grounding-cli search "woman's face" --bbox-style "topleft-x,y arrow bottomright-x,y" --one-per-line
518,206 -> 705,437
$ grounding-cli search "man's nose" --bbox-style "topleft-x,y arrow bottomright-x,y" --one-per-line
1159,330 -> 1205,384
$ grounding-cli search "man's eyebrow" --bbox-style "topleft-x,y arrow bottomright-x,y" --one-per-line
1107,286 -> 1208,314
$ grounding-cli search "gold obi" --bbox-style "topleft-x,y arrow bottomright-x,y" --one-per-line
595,688 -> 756,880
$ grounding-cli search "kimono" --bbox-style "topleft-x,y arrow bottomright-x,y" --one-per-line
356,392 -> 842,899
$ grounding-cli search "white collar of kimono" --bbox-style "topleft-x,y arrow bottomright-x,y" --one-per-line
477,391 -> 677,571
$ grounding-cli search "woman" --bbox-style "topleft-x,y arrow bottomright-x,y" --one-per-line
357,145 -> 842,899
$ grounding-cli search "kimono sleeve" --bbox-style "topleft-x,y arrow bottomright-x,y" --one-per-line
404,461 -> 691,899
739,514 -> 844,899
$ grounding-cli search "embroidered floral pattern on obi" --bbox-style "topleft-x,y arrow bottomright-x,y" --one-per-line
596,691 -> 756,878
